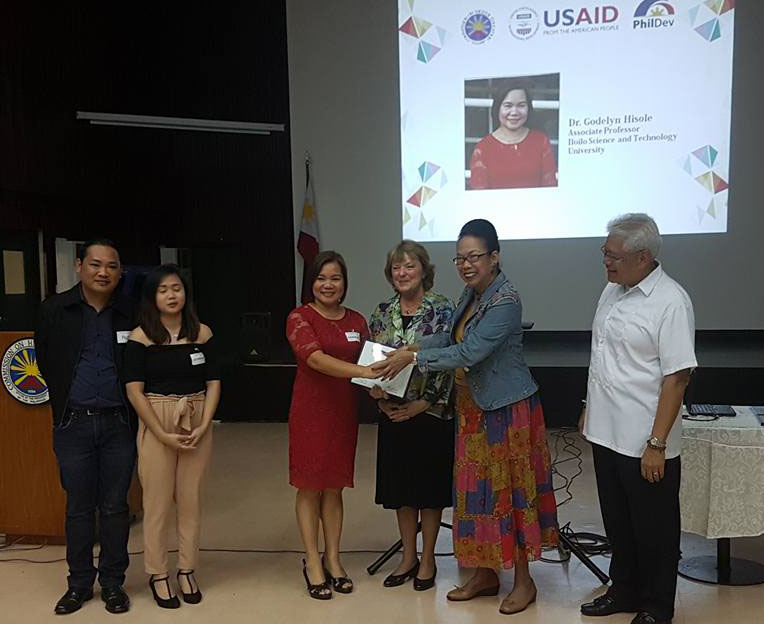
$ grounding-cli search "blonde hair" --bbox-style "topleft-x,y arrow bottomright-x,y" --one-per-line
384,240 -> 435,292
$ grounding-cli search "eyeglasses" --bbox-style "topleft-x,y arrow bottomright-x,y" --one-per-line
453,252 -> 490,266
600,246 -> 645,263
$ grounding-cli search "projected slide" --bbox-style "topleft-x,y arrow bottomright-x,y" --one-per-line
398,1 -> 735,242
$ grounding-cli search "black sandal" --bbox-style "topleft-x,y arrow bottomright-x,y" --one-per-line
176,569 -> 202,604
302,559 -> 332,600
322,557 -> 353,594
149,575 -> 180,609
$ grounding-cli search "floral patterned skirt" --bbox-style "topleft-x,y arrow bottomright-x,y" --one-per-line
453,386 -> 559,569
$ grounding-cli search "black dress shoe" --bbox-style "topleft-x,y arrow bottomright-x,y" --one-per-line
177,570 -> 203,604
101,585 -> 130,613
54,587 -> 94,615
383,561 -> 420,587
581,594 -> 639,616
413,565 -> 437,591
631,612 -> 671,624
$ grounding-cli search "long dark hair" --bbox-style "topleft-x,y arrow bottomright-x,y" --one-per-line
138,264 -> 200,344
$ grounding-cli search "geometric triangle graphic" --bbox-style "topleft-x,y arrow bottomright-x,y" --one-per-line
705,0 -> 724,14
399,17 -> 419,38
688,4 -> 701,25
695,18 -> 721,41
408,0 -> 415,10
413,17 -> 432,37
418,161 -> 441,182
692,145 -> 713,168
403,206 -> 411,225
682,155 -> 693,175
439,169 -> 448,188
417,40 -> 441,63
419,212 -> 427,230
720,0 -> 735,15
406,187 -> 423,206
697,205 -> 706,224
708,145 -> 718,165
711,172 -> 728,193
706,197 -> 717,218
436,25 -> 448,46
420,186 -> 438,205
695,171 -> 714,192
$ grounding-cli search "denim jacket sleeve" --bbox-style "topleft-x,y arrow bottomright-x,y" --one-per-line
417,297 -> 521,372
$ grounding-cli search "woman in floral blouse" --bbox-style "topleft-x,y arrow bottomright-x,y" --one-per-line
368,240 -> 455,592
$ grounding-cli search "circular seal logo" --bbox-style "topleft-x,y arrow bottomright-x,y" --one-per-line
2,338 -> 49,405
462,10 -> 495,44
509,7 -> 539,40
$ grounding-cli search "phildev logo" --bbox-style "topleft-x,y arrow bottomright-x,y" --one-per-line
1,338 -> 48,405
543,6 -> 619,28
633,1 -> 676,29
462,10 -> 495,44
509,7 -> 539,40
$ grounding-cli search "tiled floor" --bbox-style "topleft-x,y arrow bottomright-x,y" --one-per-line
1,423 -> 762,623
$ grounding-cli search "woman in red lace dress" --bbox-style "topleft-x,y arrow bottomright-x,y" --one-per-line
286,250 -> 377,600
468,79 -> 557,190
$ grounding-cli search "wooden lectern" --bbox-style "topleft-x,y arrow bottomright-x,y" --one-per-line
0,331 -> 141,544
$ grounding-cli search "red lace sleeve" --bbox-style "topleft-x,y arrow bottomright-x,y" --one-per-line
286,309 -> 322,362
539,133 -> 558,187
468,142 -> 489,189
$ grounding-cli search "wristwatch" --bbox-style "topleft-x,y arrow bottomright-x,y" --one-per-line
646,437 -> 667,451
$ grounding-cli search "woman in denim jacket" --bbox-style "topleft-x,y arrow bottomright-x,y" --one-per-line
375,219 -> 558,615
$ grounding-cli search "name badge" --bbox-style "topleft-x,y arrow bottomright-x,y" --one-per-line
190,352 -> 206,366
345,331 -> 360,342
116,331 -> 130,344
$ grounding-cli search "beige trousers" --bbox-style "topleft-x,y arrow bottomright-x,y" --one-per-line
138,392 -> 212,575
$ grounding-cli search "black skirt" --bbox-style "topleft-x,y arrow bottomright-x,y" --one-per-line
375,412 -> 455,510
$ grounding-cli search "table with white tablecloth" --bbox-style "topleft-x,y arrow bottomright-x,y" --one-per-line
679,406 -> 764,585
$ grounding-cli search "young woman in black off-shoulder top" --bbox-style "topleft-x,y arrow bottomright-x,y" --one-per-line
124,264 -> 221,609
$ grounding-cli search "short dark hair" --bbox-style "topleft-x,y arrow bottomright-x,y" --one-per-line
77,238 -> 119,262
458,219 -> 500,254
138,264 -> 200,344
305,251 -> 349,304
491,79 -> 535,130
384,240 -> 435,292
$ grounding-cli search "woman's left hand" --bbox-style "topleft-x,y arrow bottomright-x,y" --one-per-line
371,348 -> 416,380
386,399 -> 430,423
184,423 -> 210,448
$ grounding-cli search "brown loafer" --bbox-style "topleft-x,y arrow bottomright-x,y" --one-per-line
446,583 -> 500,601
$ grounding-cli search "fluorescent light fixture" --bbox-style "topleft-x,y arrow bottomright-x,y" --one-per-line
76,111 -> 284,135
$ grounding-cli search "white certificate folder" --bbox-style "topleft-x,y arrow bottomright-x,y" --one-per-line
351,341 -> 414,399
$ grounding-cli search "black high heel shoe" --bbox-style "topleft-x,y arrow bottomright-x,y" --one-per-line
176,570 -> 202,604
413,565 -> 437,591
383,561 -> 420,587
322,557 -> 354,594
303,559 -> 332,600
149,575 -> 180,609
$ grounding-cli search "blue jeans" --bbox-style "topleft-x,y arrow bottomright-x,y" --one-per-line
53,409 -> 137,589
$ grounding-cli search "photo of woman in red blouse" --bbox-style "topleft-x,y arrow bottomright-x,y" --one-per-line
467,78 -> 558,190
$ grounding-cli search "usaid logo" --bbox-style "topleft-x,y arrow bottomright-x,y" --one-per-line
543,6 -> 619,28
633,1 -> 676,29
508,7 -> 539,40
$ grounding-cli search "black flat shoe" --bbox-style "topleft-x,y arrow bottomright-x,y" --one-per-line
322,557 -> 353,594
303,559 -> 332,600
177,570 -> 202,604
631,612 -> 672,624
101,585 -> 130,613
149,576 -> 180,609
413,566 -> 437,591
54,587 -> 94,614
581,594 -> 639,617
383,561 -> 420,587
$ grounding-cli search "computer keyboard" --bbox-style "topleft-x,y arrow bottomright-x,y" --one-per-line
688,404 -> 736,416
